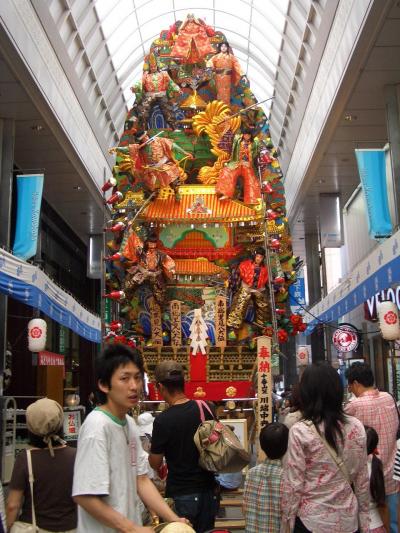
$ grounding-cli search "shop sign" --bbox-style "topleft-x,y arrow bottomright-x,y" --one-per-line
365,286 -> 400,321
63,409 -> 82,441
332,324 -> 359,353
38,350 -> 64,366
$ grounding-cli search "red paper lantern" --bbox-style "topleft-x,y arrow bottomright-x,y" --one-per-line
104,252 -> 123,262
105,191 -> 123,205
109,320 -> 123,332
103,290 -> 125,301
101,177 -> 117,192
110,222 -> 126,233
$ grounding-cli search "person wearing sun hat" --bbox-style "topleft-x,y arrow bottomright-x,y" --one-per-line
6,398 -> 77,532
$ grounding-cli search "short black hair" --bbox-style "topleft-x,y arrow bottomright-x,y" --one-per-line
217,41 -> 230,52
345,362 -> 374,387
242,128 -> 255,137
254,246 -> 266,257
259,422 -> 289,459
96,344 -> 144,404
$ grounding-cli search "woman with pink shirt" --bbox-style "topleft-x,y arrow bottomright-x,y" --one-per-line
281,363 -> 370,533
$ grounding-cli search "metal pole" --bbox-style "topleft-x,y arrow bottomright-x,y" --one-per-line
390,341 -> 398,400
100,167 -> 107,351
257,162 -> 278,349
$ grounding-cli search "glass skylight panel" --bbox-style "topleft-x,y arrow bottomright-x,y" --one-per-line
94,0 -> 120,21
123,86 -> 136,107
118,47 -> 147,84
91,0 -> 299,123
106,17 -> 139,55
173,0 -> 214,14
216,0 -> 252,20
139,15 -> 170,42
214,12 -> 249,38
95,0 -> 133,38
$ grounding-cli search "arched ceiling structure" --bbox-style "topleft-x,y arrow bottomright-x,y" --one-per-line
43,0 -> 326,157
93,0 -> 288,115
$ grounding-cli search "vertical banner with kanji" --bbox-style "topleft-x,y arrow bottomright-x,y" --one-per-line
257,336 -> 272,461
170,300 -> 182,351
150,299 -> 163,346
215,296 -> 227,348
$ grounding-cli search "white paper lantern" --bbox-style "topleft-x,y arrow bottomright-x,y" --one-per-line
377,300 -> 400,340
28,318 -> 47,352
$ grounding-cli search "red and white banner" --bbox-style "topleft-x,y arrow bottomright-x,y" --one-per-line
38,350 -> 64,366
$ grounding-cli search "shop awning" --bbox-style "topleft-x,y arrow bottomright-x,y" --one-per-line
0,248 -> 101,343
306,228 -> 400,333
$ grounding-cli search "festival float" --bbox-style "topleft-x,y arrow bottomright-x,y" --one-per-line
103,14 -> 305,401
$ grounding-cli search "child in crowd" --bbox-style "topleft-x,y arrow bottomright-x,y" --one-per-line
243,422 -> 289,533
365,426 -> 387,533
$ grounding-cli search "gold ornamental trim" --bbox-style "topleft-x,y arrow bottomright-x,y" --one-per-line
225,386 -> 237,398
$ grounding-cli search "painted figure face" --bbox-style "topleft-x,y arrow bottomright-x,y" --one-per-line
254,253 -> 264,265
220,43 -> 228,53
99,362 -> 143,414
243,133 -> 252,141
147,241 -> 157,250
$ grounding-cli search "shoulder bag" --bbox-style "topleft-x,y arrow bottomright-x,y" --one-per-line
10,449 -> 38,533
193,400 -> 250,473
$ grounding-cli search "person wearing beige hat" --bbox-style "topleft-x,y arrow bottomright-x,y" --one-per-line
72,344 -> 190,533
6,398 -> 77,532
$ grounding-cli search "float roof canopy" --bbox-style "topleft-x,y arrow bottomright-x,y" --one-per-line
140,185 -> 262,223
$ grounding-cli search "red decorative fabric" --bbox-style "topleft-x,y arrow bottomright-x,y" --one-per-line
238,259 -> 268,289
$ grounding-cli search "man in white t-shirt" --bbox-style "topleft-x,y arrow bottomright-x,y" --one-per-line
73,344 -> 189,533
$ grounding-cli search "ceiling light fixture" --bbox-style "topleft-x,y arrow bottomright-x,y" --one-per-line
73,185 -> 82,191
31,124 -> 44,132
344,114 -> 357,121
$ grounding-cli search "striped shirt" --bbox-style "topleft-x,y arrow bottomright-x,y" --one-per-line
243,458 -> 282,533
393,439 -> 400,481
345,389 -> 400,495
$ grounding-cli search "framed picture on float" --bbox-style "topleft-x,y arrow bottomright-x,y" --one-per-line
225,418 -> 248,451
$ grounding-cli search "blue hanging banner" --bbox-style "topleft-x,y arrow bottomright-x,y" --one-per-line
289,269 -> 306,315
13,174 -> 44,261
355,149 -> 392,240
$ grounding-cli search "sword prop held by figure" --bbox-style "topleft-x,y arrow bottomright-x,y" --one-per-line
218,96 -> 275,124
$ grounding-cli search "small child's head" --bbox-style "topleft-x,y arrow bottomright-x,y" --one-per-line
259,422 -> 289,459
365,425 -> 379,455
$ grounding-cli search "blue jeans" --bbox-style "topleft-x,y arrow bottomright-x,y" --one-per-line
172,490 -> 218,533
386,492 -> 399,533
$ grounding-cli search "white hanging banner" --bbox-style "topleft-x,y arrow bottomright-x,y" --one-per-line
0,248 -> 101,342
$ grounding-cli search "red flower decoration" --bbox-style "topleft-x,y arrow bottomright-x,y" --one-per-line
263,326 -> 274,337
384,311 -> 398,325
277,329 -> 288,343
30,327 -> 42,338
290,314 -> 302,325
